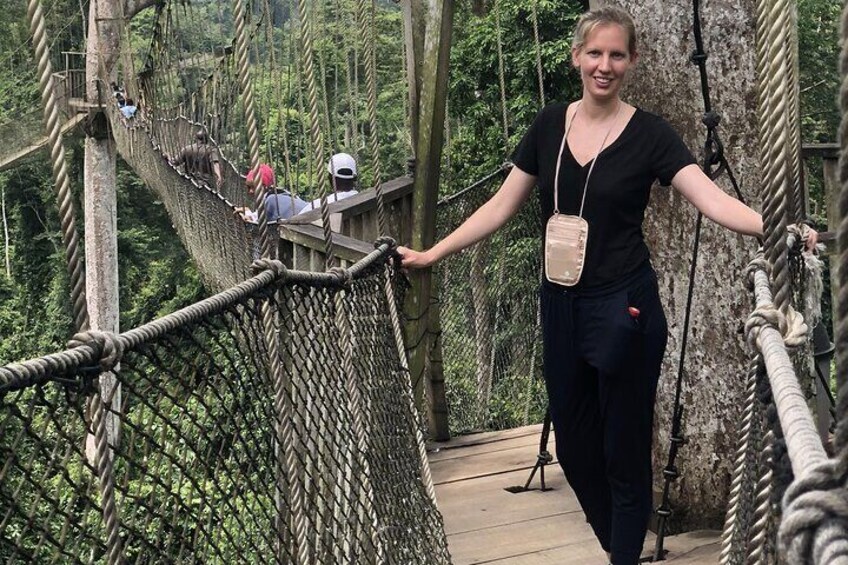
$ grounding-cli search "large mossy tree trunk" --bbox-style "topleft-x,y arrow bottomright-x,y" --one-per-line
609,0 -> 760,531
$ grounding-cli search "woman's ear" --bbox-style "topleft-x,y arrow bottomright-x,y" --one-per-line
571,45 -> 580,68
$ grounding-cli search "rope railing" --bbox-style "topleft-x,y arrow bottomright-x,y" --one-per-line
736,254 -> 848,565
0,242 -> 451,564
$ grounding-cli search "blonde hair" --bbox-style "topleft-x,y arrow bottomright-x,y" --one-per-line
572,7 -> 637,57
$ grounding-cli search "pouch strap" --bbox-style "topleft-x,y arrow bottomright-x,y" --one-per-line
552,101 -> 622,218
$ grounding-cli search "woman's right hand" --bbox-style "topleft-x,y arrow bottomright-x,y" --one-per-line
397,246 -> 435,270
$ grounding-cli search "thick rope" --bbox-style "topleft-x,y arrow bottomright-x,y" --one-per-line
233,0 -> 274,259
492,0 -> 509,150
720,359 -> 763,565
834,0 -> 848,460
379,245 -> 439,506
530,0 -> 545,107
355,0 -> 387,236
756,0 -> 792,314
26,0 -> 89,333
787,2 -> 804,224
296,0 -> 335,269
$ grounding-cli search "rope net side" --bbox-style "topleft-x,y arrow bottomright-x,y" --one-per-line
0,246 -> 450,564
435,168 -> 546,434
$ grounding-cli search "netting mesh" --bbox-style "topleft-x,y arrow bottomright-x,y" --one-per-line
435,172 -> 546,434
0,247 -> 450,564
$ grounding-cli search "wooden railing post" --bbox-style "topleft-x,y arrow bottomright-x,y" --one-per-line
403,0 -> 452,441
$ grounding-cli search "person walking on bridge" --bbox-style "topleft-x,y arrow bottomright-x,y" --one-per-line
398,7 -> 817,565
297,152 -> 359,214
235,164 -> 308,223
165,129 -> 224,190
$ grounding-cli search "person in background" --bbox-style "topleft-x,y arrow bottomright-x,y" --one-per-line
120,98 -> 137,119
297,152 -> 359,214
234,164 -> 308,223
111,81 -> 126,107
164,129 -> 223,190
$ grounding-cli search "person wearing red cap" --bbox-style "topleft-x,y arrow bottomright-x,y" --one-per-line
235,164 -> 307,223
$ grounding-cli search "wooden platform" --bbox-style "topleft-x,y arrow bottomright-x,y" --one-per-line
429,424 -> 721,564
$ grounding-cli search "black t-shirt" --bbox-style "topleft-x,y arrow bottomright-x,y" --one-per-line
512,103 -> 696,291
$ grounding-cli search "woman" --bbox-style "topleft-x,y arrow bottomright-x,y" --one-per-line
398,7 -> 815,565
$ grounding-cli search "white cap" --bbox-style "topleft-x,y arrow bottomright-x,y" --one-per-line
327,152 -> 357,179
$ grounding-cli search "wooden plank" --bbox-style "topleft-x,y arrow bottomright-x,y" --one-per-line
430,424 -> 544,451
662,530 -> 721,564
446,509 -> 601,565
429,431 -> 552,464
431,443 -> 551,484
436,467 -> 575,536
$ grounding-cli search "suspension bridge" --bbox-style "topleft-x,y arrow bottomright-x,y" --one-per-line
0,0 -> 845,563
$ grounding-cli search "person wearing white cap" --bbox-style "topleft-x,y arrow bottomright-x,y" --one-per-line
298,152 -> 359,214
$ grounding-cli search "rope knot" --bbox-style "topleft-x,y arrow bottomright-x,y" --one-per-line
786,223 -> 816,255
375,236 -> 396,250
744,302 -> 808,350
329,266 -> 351,287
702,110 -> 721,130
67,330 -> 124,372
779,460 -> 848,563
250,258 -> 287,279
744,255 -> 770,291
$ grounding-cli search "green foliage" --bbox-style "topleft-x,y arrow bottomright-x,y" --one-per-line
0,142 -> 204,363
444,0 -> 582,194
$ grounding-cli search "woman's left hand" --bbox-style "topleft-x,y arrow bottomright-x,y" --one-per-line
805,228 -> 819,253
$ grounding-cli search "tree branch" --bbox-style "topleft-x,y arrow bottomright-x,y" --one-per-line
125,0 -> 162,19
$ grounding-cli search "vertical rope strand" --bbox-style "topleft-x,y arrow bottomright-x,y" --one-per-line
834,0 -> 848,458
756,0 -> 793,314
787,2 -> 804,223
383,265 -> 439,505
26,0 -> 89,334
492,0 -> 509,150
234,0 -> 273,259
296,0 -> 335,268
356,0 -> 386,236
720,360 -> 763,565
530,0 -> 545,107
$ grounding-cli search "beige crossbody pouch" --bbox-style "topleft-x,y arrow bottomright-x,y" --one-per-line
544,102 -> 617,286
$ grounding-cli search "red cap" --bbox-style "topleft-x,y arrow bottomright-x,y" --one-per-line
246,164 -> 275,188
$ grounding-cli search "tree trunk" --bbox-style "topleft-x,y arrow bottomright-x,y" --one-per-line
611,0 -> 760,531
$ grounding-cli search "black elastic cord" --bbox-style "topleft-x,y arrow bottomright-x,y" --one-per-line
652,0 -> 748,560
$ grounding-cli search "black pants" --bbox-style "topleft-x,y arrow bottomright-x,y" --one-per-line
540,265 -> 668,565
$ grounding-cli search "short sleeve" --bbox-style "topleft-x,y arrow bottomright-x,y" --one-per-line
510,107 -> 551,176
651,117 -> 697,186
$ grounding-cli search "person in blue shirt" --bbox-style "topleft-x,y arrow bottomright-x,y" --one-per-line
120,98 -> 137,119
235,164 -> 307,223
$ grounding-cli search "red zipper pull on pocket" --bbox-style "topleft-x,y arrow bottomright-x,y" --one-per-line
628,306 -> 640,319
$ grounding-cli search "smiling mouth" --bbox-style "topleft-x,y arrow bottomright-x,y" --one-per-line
593,76 -> 613,86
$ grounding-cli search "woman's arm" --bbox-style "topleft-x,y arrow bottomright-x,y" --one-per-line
398,166 -> 537,268
671,164 -> 818,250
671,164 -> 763,236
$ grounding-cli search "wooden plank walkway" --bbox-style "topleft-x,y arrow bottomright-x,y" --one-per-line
429,424 -> 721,564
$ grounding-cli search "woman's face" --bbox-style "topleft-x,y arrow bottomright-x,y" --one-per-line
572,23 -> 636,102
